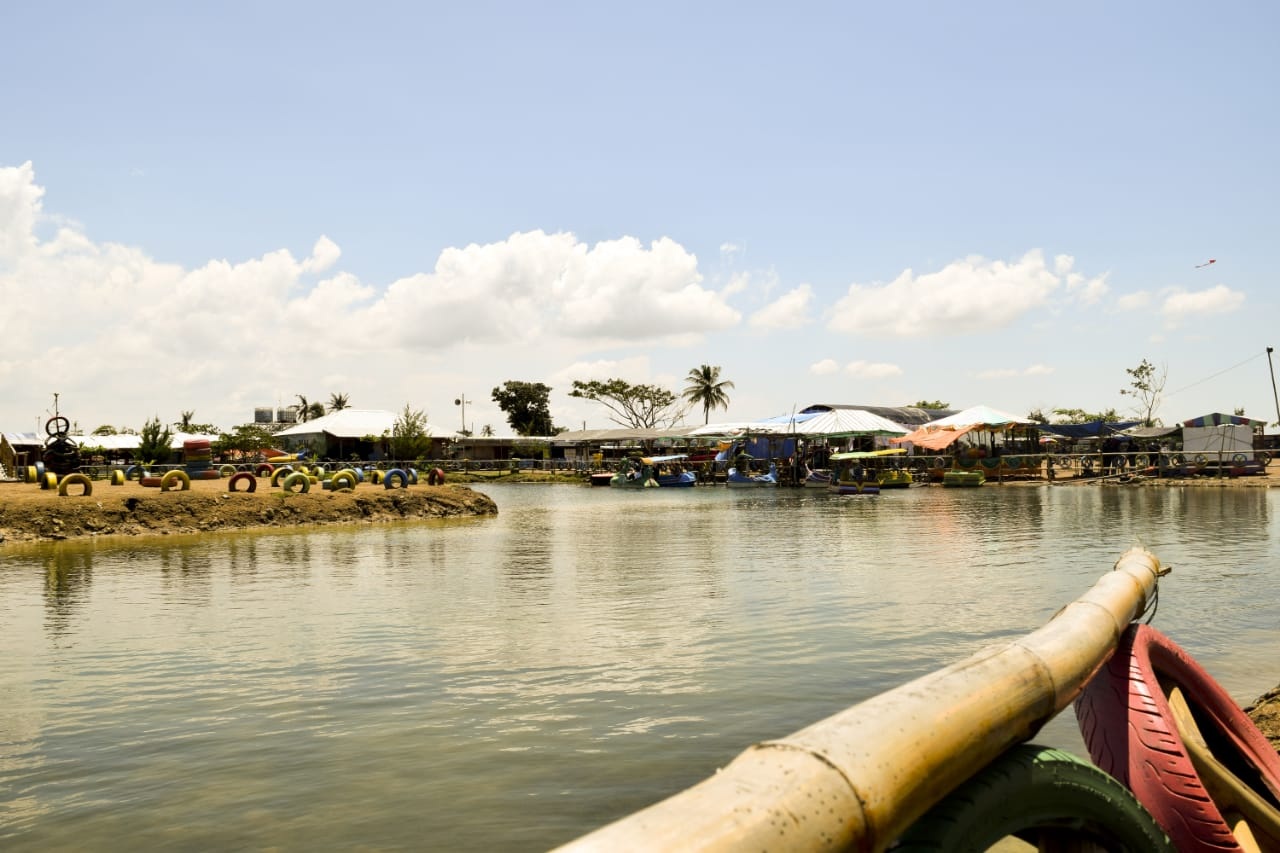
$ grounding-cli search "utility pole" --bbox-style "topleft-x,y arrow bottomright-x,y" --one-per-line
1269,347 -> 1280,427
454,395 -> 470,435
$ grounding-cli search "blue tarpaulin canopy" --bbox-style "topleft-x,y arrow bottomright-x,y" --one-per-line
1034,421 -> 1140,439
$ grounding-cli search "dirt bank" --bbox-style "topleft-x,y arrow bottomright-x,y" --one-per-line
0,477 -> 496,543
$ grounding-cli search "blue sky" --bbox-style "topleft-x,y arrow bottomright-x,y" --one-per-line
3,3 -> 1278,435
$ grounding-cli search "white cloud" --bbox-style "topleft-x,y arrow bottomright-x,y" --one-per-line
1161,285 -> 1244,326
749,284 -> 812,330
827,250 -> 1084,338
809,358 -> 840,375
845,360 -> 902,378
1116,291 -> 1152,311
975,364 -> 1056,380
0,161 -> 42,261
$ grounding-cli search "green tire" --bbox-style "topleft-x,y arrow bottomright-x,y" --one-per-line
895,744 -> 1174,852
281,471 -> 311,493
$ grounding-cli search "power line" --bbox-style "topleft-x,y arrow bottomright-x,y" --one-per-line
1164,350 -> 1267,398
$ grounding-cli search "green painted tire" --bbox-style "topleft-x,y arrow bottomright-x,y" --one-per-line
270,466 -> 294,487
219,464 -> 236,477
281,471 -> 311,493
895,744 -> 1174,852
160,470 -> 191,492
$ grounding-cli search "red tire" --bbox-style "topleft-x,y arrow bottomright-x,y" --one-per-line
227,471 -> 257,493
255,462 -> 275,477
1074,624 -> 1280,851
140,476 -> 162,488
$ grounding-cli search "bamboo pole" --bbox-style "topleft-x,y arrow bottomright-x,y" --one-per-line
555,546 -> 1165,853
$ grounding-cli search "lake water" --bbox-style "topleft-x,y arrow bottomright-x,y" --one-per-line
3,482 -> 1279,850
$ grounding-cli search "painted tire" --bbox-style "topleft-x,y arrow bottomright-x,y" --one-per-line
124,465 -> 141,481
383,468 -> 409,489
41,472 -> 58,490
1194,454 -> 1208,465
433,467 -> 445,485
330,470 -> 357,491
956,455 -> 976,468
1259,451 -> 1271,465
227,471 -> 257,493
369,470 -> 385,485
256,463 -> 275,477
407,467 -> 419,485
219,464 -> 236,477
353,467 -> 365,483
25,465 -> 37,483
930,456 -> 946,469
896,744 -> 1174,852
281,472 -> 311,493
160,470 -> 191,492
1136,453 -> 1151,468
45,415 -> 70,437
110,469 -> 125,486
1232,453 -> 1249,464
1074,624 -> 1280,851
140,476 -> 162,488
1170,454 -> 1185,466
270,466 -> 294,488
36,461 -> 46,479
57,473 -> 93,497
310,463 -> 326,476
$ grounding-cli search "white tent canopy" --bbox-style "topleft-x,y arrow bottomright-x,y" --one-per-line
920,405 -> 1033,430
274,409 -> 441,439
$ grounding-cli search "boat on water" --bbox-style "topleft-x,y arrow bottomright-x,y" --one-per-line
943,469 -> 985,487
829,449 -> 909,495
725,461 -> 778,488
801,465 -> 832,488
609,454 -> 696,488
558,547 -> 1279,851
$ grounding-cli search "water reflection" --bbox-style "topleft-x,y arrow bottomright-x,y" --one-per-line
1,485 -> 1278,850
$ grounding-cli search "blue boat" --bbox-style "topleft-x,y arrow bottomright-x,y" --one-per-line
610,454 -> 696,488
726,461 -> 778,488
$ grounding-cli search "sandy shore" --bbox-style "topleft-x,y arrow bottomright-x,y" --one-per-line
0,474 -> 496,543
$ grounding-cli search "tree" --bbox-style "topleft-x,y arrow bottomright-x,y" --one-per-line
92,424 -> 118,436
216,424 -> 277,459
491,381 -> 555,435
569,378 -> 682,429
911,400 -> 950,409
1051,407 -> 1122,424
1026,408 -> 1050,425
295,394 -> 312,422
137,415 -> 174,465
481,424 -> 494,437
1120,359 -> 1167,426
176,410 -> 196,430
328,392 -> 350,412
390,404 -> 433,460
681,364 -> 734,424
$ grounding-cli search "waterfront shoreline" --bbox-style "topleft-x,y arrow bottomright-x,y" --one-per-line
0,478 -> 496,543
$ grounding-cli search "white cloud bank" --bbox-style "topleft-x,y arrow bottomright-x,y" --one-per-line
827,250 -> 1106,338
0,162 -> 742,427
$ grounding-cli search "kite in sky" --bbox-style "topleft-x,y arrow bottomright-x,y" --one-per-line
1195,258 -> 1216,268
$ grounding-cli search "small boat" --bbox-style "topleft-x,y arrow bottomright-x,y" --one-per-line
590,472 -> 614,487
802,465 -> 832,488
942,469 -> 985,487
726,462 -> 778,488
829,449 -> 908,496
877,467 -> 914,489
610,454 -> 695,488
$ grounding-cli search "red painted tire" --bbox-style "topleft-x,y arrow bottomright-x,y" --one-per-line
140,476 -> 163,488
1074,624 -> 1280,851
256,462 -> 275,477
227,471 -> 257,493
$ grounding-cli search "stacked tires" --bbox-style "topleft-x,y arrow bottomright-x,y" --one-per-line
184,439 -> 216,479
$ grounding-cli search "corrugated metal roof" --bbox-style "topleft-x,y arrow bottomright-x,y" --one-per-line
274,409 -> 441,439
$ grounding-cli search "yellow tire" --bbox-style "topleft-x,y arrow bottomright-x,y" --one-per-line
219,464 -> 236,477
160,470 -> 191,492
25,465 -> 38,483
331,470 -> 358,491
41,472 -> 58,490
110,469 -> 126,486
281,471 -> 311,493
58,472 -> 93,496
270,466 -> 294,488
370,470 -> 385,485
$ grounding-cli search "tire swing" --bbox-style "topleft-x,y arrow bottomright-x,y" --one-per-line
227,471 -> 257,493
281,471 -> 311,493
383,468 -> 410,489
160,470 -> 191,492
1074,624 -> 1280,851
57,473 -> 93,497
894,744 -> 1174,852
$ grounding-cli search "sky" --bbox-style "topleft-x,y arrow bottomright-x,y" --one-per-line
3,2 -> 1279,436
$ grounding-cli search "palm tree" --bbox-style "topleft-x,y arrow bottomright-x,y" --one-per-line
296,394 -> 312,423
176,410 -> 195,430
682,364 -> 735,424
328,392 -> 351,412
307,402 -> 326,421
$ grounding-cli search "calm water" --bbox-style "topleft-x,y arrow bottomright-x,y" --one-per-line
3,483 -> 1279,850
